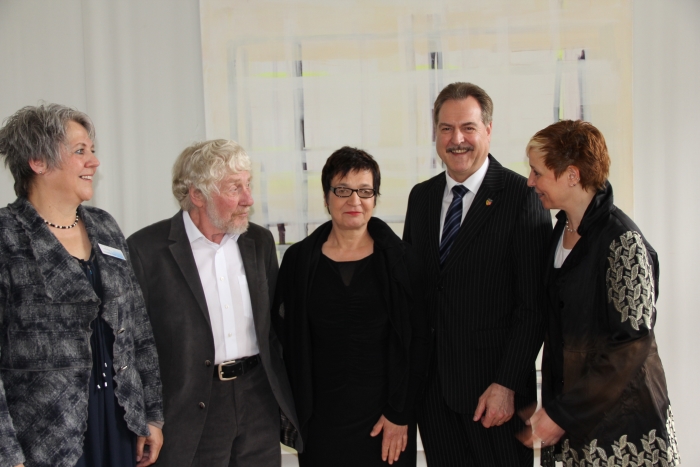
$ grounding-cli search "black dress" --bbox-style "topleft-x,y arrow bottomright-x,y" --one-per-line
298,253 -> 413,467
74,253 -> 137,467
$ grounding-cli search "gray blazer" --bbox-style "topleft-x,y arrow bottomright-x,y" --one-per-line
0,198 -> 163,467
127,212 -> 302,466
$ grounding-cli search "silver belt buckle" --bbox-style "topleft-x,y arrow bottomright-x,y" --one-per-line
218,360 -> 238,381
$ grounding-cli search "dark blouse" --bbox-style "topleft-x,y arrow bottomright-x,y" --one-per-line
274,217 -> 429,453
74,253 -> 136,467
298,253 -> 410,466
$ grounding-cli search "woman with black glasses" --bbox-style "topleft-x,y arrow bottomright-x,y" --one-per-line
273,146 -> 428,466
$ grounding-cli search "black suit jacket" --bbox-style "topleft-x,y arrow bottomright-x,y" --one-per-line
403,155 -> 552,414
127,212 -> 302,466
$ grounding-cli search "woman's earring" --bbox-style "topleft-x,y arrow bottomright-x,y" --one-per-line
569,173 -> 578,187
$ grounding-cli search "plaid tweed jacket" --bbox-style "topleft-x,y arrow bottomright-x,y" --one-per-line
0,198 -> 163,467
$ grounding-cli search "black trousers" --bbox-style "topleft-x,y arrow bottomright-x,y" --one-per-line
417,368 -> 533,467
191,363 -> 281,467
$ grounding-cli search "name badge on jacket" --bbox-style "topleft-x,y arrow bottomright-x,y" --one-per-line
99,243 -> 126,260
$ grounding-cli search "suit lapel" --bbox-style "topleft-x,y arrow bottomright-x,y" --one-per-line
168,212 -> 212,328
442,155 -> 503,272
427,175 -> 446,273
80,207 -> 133,330
237,234 -> 264,338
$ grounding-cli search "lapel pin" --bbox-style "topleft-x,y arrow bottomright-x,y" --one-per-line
486,199 -> 493,206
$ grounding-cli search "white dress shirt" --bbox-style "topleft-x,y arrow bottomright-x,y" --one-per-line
183,211 -> 259,364
439,157 -> 490,243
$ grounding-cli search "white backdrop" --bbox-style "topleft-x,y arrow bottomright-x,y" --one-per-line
633,2 -> 700,466
0,0 -> 206,235
1,0 -> 698,465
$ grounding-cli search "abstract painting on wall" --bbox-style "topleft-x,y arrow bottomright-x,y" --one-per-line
200,0 -> 633,249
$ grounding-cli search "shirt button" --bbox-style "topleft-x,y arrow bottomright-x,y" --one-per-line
228,333 -> 232,337
225,305 -> 229,309
220,277 -> 224,281
205,360 -> 211,367
199,402 -> 206,409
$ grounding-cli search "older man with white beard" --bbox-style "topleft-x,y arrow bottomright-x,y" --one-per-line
127,140 -> 302,466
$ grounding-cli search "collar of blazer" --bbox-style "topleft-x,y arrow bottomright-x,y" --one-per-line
167,210 -> 212,328
545,180 -> 614,282
166,210 -> 262,331
8,197 -> 132,310
431,154 -> 505,273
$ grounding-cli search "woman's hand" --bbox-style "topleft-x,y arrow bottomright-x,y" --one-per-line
136,425 -> 163,467
370,415 -> 408,465
517,408 -> 565,448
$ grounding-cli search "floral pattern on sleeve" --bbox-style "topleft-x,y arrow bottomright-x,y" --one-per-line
606,231 -> 655,332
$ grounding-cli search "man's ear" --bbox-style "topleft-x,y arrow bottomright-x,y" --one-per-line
189,187 -> 206,208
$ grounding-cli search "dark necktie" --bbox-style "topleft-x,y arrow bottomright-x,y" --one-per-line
439,185 -> 468,266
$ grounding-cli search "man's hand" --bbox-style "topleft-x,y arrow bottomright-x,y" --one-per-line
136,425 -> 163,467
370,415 -> 408,465
472,382 -> 515,428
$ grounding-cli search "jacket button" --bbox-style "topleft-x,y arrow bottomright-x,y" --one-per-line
199,402 -> 206,409
437,285 -> 444,292
559,301 -> 564,308
205,360 -> 211,367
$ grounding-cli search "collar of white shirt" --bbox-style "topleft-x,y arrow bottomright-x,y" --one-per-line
443,156 -> 490,196
182,210 -> 240,247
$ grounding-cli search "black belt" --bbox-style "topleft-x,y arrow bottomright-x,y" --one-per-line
214,354 -> 260,381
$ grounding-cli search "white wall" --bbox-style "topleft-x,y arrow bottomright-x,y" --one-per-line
1,0 -> 698,465
0,0 -> 206,236
633,1 -> 700,464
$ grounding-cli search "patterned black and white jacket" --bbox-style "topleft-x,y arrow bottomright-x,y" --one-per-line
541,182 -> 680,467
0,198 -> 163,467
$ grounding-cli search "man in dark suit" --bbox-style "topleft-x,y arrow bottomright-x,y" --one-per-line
403,83 -> 552,466
127,139 -> 301,466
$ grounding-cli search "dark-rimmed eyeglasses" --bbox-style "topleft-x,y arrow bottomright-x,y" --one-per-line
330,186 -> 377,198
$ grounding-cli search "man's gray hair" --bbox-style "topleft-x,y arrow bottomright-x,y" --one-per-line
172,139 -> 252,211
0,103 -> 95,197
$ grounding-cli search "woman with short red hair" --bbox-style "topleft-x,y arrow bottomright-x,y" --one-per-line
520,120 -> 680,466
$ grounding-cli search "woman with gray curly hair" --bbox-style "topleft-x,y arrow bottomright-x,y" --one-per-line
0,104 -> 164,467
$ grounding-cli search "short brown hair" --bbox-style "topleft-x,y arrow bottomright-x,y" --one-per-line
433,82 -> 493,128
526,120 -> 610,191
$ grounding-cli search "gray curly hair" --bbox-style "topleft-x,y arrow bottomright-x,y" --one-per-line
172,139 -> 252,211
0,103 -> 95,198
